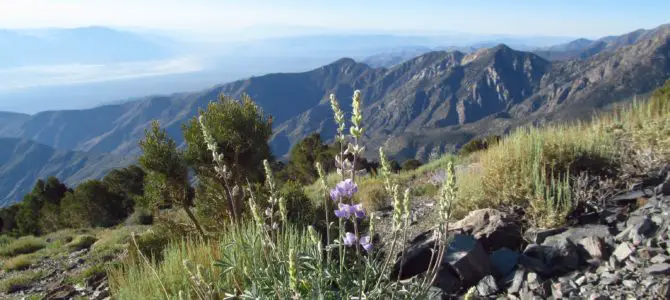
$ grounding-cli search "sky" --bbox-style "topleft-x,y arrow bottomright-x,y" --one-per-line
1,0 -> 669,38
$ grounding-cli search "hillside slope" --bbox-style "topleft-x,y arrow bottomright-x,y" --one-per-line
0,138 -> 130,206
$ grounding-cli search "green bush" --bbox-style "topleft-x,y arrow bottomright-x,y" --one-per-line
3,254 -> 36,271
401,159 -> 423,171
279,181 -> 316,226
355,178 -> 388,211
0,236 -> 46,257
458,135 -> 501,156
67,235 -> 98,251
125,208 -> 154,226
0,235 -> 14,247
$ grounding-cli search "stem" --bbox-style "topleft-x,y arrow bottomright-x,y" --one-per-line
395,212 -> 411,281
221,176 -> 237,223
323,186 -> 331,265
178,183 -> 206,239
374,229 -> 399,289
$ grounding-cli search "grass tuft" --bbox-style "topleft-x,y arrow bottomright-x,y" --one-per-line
0,270 -> 43,293
3,254 -> 37,271
0,236 -> 46,257
67,235 -> 98,251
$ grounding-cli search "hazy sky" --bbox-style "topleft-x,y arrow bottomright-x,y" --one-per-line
1,0 -> 669,38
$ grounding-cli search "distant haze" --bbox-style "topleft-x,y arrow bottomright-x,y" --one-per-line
1,0 -> 669,38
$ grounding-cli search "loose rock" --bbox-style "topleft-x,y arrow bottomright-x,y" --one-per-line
476,275 -> 499,296
646,263 -> 670,275
613,242 -> 635,261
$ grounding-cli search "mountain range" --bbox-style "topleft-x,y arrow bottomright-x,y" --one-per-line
0,138 -> 130,205
0,23 -> 669,207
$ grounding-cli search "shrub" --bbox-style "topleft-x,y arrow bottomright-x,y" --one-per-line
0,236 -> 46,257
355,178 -> 388,211
279,180 -> 316,226
3,254 -> 36,271
401,159 -> 423,171
0,235 -> 14,247
0,270 -> 43,293
127,229 -> 171,262
458,135 -> 501,156
125,208 -> 154,226
67,235 -> 98,251
284,133 -> 335,184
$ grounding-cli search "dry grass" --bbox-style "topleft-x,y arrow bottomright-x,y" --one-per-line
355,177 -> 388,211
455,95 -> 670,227
3,254 -> 36,271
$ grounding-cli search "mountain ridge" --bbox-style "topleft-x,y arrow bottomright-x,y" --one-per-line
1,23 -> 669,205
0,137 -> 130,206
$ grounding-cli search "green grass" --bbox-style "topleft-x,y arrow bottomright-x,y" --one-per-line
0,235 -> 14,247
3,254 -> 37,271
0,236 -> 46,257
67,264 -> 107,284
108,236 -> 221,299
67,234 -> 98,251
90,225 -> 151,261
0,270 -> 44,293
108,221 -> 318,299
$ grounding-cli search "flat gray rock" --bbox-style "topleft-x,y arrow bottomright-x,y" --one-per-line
646,263 -> 670,275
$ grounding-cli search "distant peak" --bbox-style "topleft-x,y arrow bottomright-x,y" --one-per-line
491,43 -> 513,52
332,57 -> 357,66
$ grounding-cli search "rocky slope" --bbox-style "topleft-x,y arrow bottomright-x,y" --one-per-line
390,165 -> 670,298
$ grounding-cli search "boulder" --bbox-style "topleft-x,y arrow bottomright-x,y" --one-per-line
521,238 -> 579,277
391,233 -> 490,293
524,227 -> 567,244
543,224 -> 615,246
450,208 -> 522,251
391,232 -> 439,280
489,248 -> 520,278
443,234 -> 493,287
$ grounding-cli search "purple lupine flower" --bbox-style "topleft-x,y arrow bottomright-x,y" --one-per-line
330,179 -> 359,201
334,203 -> 352,218
343,232 -> 357,246
338,179 -> 358,198
330,187 -> 341,202
360,235 -> 372,252
353,204 -> 366,219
